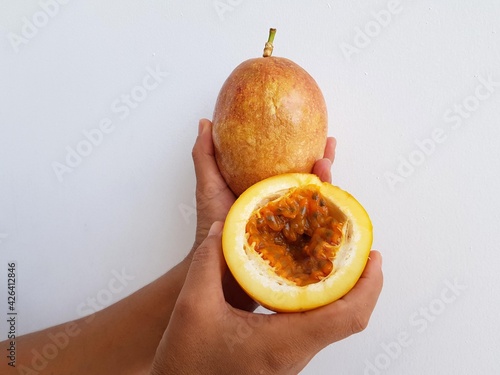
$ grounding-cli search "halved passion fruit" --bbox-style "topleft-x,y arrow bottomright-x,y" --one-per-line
222,173 -> 373,312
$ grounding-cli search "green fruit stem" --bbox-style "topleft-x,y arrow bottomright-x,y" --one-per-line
263,28 -> 276,57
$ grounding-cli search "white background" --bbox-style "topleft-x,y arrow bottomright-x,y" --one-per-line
1,1 -> 499,374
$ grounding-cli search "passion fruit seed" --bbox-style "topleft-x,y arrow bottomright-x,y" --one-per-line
246,185 -> 344,286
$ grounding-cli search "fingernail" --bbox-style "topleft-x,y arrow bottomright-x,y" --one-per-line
209,221 -> 223,235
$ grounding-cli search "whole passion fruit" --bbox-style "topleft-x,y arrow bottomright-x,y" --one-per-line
212,29 -> 328,196
222,173 -> 372,312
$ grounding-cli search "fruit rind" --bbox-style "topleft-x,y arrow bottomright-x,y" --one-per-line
212,57 -> 327,196
222,173 -> 373,312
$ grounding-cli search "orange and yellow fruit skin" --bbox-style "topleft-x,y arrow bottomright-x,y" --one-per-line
212,57 -> 328,196
222,173 -> 373,313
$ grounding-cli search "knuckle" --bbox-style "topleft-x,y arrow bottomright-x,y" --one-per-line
348,306 -> 370,334
175,289 -> 210,321
197,182 -> 222,200
262,346 -> 297,374
173,295 -> 198,319
191,243 -> 213,265
191,143 -> 200,161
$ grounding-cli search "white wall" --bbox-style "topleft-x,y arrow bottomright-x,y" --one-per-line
1,1 -> 499,374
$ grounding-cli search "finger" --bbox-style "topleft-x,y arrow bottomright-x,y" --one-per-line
318,250 -> 383,341
192,119 -> 226,194
340,250 -> 383,308
180,222 -> 226,305
312,158 -> 332,183
286,251 -> 383,350
323,137 -> 336,163
312,137 -> 336,183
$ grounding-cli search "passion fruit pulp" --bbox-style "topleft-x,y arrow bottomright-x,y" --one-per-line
246,185 -> 345,287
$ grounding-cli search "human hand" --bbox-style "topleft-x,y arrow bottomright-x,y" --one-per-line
191,119 -> 336,311
151,222 -> 383,375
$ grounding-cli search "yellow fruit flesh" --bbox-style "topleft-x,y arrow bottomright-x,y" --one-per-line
246,185 -> 345,286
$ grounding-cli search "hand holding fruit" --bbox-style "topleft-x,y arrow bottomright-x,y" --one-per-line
150,222 -> 383,375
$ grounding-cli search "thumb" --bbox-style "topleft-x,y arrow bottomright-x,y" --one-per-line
181,221 -> 226,305
192,119 -> 221,188
192,119 -> 231,205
